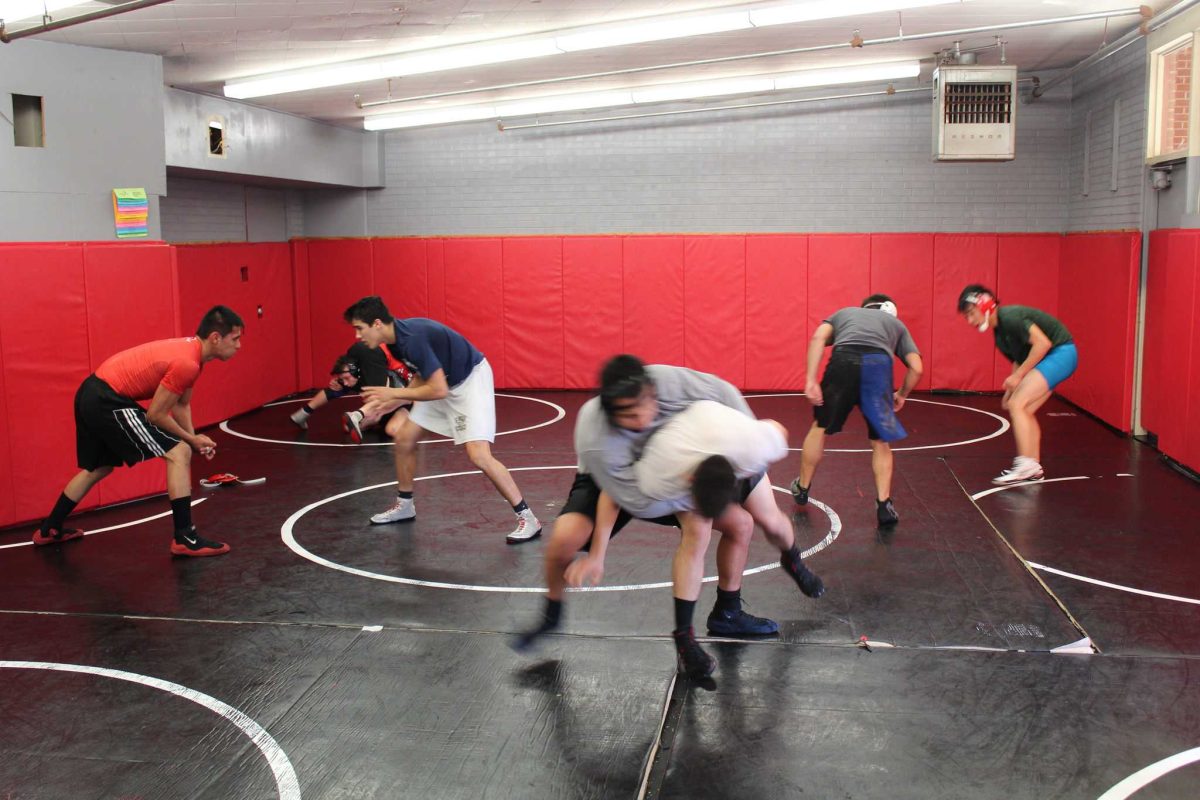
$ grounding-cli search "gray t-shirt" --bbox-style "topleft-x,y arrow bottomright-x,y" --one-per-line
825,307 -> 920,359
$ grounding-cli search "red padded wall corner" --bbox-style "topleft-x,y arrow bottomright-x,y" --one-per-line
502,238 -> 564,389
1184,261 -> 1200,471
82,243 -> 175,507
373,238 -> 429,320
995,235 -> 1062,388
426,238 -> 447,323
1142,230 -> 1198,457
745,235 -> 808,390
932,235 -> 998,390
305,239 -> 374,389
0,245 -> 96,523
0,324 -> 14,527
1057,233 -> 1140,431
684,236 -> 746,387
443,238 -> 505,386
808,234 -> 870,381
177,243 -> 298,429
870,234 -> 933,390
623,236 -> 685,367
291,240 -> 313,390
563,237 -> 624,389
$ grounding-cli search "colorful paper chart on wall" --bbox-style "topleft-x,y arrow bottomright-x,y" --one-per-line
113,188 -> 149,239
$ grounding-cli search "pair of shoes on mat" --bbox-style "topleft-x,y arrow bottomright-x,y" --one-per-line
993,456 -> 1044,485
370,497 -> 542,543
32,527 -> 84,546
170,526 -> 230,557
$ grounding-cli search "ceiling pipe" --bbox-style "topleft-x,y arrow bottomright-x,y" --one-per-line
0,0 -> 174,43
1030,0 -> 1200,100
359,6 -> 1147,110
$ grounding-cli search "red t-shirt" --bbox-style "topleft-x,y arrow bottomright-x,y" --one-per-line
95,338 -> 204,400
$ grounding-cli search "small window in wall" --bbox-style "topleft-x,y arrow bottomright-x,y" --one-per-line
1149,37 -> 1192,162
12,94 -> 45,148
208,116 -> 226,157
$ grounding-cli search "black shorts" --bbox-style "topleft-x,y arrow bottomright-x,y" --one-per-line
75,375 -> 180,471
814,346 -> 891,439
559,471 -> 763,550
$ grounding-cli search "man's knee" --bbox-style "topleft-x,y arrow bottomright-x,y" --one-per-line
163,442 -> 191,466
548,513 -> 593,559
464,442 -> 493,469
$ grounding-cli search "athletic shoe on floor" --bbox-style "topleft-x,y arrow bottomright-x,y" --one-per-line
32,527 -> 84,546
510,617 -> 560,653
371,496 -> 415,524
992,457 -> 1044,485
343,410 -> 365,444
289,409 -> 309,430
789,477 -> 809,506
706,606 -> 779,637
506,509 -> 542,544
877,498 -> 899,527
673,627 -> 717,680
781,550 -> 825,598
170,527 -> 230,557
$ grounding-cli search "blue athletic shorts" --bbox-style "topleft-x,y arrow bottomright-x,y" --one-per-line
1034,343 -> 1078,390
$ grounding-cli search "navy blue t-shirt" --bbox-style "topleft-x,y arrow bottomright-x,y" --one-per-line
385,318 -> 483,388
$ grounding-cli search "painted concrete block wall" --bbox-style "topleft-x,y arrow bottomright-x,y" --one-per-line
0,40 -> 166,241
365,82 -> 1072,236
1067,39 -> 1148,232
161,177 -> 304,243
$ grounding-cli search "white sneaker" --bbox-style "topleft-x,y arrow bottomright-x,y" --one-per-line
992,457 -> 1044,485
505,509 -> 542,544
289,409 -> 309,430
371,496 -> 415,524
343,410 -> 365,444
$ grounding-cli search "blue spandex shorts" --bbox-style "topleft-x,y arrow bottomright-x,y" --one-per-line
1034,343 -> 1078,390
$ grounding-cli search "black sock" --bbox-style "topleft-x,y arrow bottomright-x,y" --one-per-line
170,497 -> 193,533
543,597 -> 562,627
673,597 -> 696,634
512,499 -> 529,515
300,404 -> 314,415
398,490 -> 413,500
43,493 -> 79,533
715,587 -> 741,612
877,498 -> 891,506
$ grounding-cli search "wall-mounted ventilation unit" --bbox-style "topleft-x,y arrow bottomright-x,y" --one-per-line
933,65 -> 1017,161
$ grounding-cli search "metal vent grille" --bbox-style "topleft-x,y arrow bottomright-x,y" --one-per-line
943,82 -> 1013,125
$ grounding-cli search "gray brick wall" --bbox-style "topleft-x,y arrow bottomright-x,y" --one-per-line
1067,40 -> 1148,232
161,176 -> 247,243
366,81 -> 1072,236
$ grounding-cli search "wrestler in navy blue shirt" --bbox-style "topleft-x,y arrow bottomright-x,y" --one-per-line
386,318 -> 483,388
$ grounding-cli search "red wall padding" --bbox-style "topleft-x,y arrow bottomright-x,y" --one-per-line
745,235 -> 808,390
176,243 -> 297,429
291,240 -> 313,391
870,234 -> 933,390
1144,230 -> 1199,468
562,237 -> 624,388
426,239 -> 447,322
623,237 -> 686,367
0,245 -> 96,523
82,243 -> 176,506
684,236 -> 746,388
995,235 -> 1062,388
1057,233 -> 1140,432
931,235 -> 999,390
306,239 -> 374,386
502,238 -> 564,389
373,238 -> 429,320
808,234 -> 871,379
0,323 -> 14,527
442,238 -> 506,386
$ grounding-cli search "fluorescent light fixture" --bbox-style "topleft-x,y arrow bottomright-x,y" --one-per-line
363,59 -> 920,130
555,11 -> 753,52
0,0 -> 81,23
750,0 -> 966,28
228,0 -> 958,99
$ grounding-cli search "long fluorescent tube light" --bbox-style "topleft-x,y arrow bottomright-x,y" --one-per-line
227,0 -> 965,99
0,0 -> 82,22
363,60 -> 919,130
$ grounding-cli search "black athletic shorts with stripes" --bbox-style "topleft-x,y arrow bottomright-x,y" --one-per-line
559,471 -> 763,550
74,374 -> 180,471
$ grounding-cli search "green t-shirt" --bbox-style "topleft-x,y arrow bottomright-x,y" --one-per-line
994,305 -> 1073,365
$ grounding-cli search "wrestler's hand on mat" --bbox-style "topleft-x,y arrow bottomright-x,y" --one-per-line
893,391 -> 906,412
194,434 -> 217,460
565,555 -> 605,588
805,381 -> 824,406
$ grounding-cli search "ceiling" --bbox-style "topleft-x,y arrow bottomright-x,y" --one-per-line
2,0 -> 1169,126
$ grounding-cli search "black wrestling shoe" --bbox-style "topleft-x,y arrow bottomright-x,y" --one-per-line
789,477 -> 809,506
673,627 -> 716,680
877,498 -> 899,527
781,550 -> 825,598
706,606 -> 779,637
